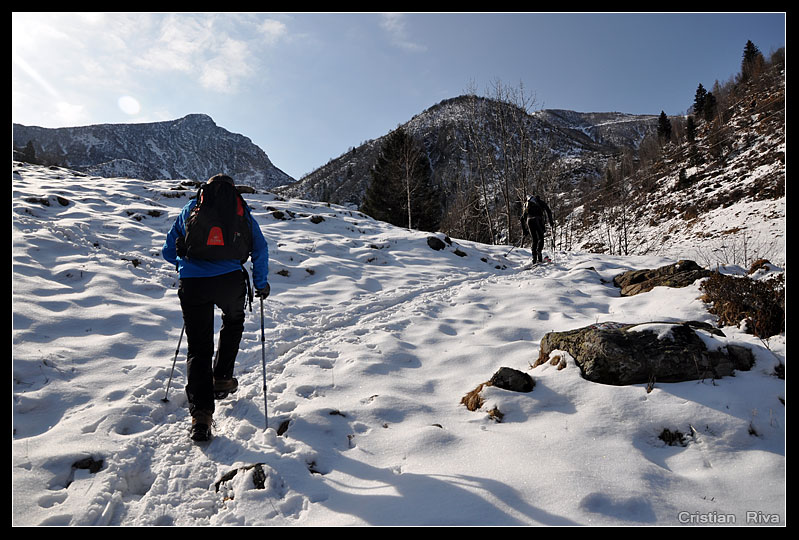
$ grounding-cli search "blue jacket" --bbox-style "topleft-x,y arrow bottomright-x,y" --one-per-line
162,198 -> 269,290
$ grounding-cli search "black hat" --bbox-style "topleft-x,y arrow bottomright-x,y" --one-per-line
207,174 -> 235,185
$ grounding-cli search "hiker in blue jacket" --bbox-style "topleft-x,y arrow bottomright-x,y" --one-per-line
162,174 -> 269,441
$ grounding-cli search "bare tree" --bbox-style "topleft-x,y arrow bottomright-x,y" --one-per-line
460,88 -> 498,244
452,80 -> 556,246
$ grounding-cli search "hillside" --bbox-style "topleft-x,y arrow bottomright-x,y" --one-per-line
12,114 -> 294,190
567,58 -> 786,268
12,162 -> 784,525
276,97 -> 658,208
279,56 -> 785,272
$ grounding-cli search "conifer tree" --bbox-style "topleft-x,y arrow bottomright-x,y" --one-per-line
22,140 -> 37,163
693,84 -> 707,117
741,40 -> 765,82
686,115 -> 696,142
657,111 -> 672,142
361,127 -> 442,231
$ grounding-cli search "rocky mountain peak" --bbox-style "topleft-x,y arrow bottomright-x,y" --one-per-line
12,114 -> 293,190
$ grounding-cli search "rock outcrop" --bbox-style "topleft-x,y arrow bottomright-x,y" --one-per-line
613,260 -> 712,296
535,321 -> 754,386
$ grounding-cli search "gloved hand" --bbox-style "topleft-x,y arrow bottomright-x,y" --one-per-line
255,283 -> 270,299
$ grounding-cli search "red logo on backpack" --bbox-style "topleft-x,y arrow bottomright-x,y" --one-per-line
207,226 -> 225,246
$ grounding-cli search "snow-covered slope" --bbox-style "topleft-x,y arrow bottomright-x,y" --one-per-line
12,163 -> 784,526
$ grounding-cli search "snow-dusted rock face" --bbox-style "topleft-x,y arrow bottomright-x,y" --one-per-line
12,114 -> 293,190
533,109 -> 658,149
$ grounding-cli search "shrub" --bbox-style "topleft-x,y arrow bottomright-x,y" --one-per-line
699,272 -> 784,338
659,428 -> 687,447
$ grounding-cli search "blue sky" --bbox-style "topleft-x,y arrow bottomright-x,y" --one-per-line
12,12 -> 785,180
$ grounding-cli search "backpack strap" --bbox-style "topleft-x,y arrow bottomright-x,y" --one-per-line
242,264 -> 254,313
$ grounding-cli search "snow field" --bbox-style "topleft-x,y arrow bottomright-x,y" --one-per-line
12,164 -> 784,526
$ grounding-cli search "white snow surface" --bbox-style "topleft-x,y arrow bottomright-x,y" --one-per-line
12,164 -> 785,526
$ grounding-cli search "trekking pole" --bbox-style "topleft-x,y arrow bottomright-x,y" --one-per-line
162,324 -> 185,403
505,236 -> 523,257
260,296 -> 269,431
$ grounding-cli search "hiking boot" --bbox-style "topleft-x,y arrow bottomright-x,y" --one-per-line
190,409 -> 213,442
213,377 -> 238,399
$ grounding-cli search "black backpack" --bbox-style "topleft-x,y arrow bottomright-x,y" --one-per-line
183,181 -> 253,262
523,197 -> 544,219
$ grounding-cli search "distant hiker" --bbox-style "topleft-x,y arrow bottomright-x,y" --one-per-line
520,194 -> 554,264
162,174 -> 270,441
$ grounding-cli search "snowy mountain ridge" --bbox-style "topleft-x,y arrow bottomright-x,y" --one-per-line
12,114 -> 294,190
533,109 -> 659,149
277,96 -> 659,207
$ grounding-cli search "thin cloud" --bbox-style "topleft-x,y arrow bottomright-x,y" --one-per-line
259,18 -> 288,45
135,14 -> 271,94
380,13 -> 426,52
198,37 -> 253,93
135,16 -> 213,74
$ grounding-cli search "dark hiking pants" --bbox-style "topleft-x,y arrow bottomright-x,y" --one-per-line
527,217 -> 546,263
179,270 -> 247,415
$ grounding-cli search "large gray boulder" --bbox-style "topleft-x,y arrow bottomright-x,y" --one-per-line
613,260 -> 712,296
535,321 -> 754,386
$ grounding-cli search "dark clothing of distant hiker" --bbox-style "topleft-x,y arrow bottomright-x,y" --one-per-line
521,195 -> 554,263
162,174 -> 270,439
